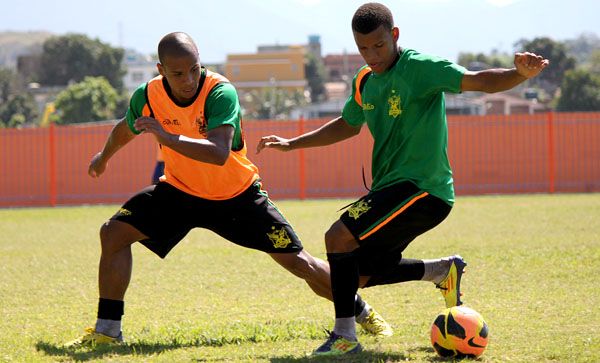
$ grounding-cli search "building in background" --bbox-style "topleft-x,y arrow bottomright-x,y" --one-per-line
473,93 -> 548,114
322,52 -> 365,82
122,49 -> 157,94
225,45 -> 307,93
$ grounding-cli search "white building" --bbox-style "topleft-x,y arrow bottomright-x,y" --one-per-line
122,49 -> 158,94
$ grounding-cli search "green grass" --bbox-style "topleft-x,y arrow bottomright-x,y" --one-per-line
1,194 -> 599,362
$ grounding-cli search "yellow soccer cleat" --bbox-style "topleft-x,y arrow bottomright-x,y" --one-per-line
436,255 -> 467,308
358,308 -> 394,337
312,331 -> 362,356
64,327 -> 123,348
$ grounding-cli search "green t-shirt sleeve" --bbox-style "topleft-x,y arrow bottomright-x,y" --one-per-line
409,54 -> 466,96
205,82 -> 240,130
341,68 -> 367,127
125,83 -> 147,135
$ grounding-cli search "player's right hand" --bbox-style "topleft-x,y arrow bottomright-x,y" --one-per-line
256,135 -> 292,154
88,152 -> 107,178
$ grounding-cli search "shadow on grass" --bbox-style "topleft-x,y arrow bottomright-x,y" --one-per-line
404,346 -> 485,362
37,341 -> 478,362
37,320 -> 329,361
37,341 -> 411,362
36,340 -> 201,361
268,346 -> 483,363
270,350 -> 409,363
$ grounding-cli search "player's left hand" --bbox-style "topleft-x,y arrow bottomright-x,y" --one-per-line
256,135 -> 292,154
134,116 -> 177,146
514,52 -> 549,79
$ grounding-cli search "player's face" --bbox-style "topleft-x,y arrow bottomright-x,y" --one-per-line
353,25 -> 399,74
158,53 -> 201,103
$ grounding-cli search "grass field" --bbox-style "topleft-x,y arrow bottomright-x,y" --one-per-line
1,193 -> 599,362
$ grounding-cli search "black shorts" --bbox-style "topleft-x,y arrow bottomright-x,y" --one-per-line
340,181 -> 452,276
111,181 -> 303,258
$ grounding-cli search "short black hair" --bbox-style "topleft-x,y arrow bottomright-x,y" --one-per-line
352,3 -> 394,34
157,32 -> 199,64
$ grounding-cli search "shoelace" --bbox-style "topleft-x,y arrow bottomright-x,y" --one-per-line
320,330 -> 340,349
365,313 -> 383,325
364,318 -> 385,333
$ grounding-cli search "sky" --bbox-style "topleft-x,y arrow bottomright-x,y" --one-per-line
1,0 -> 598,63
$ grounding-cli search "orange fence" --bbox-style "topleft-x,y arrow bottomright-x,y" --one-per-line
1,112 -> 599,208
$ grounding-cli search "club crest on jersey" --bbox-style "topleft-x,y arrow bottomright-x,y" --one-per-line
267,226 -> 292,248
347,199 -> 371,220
388,92 -> 402,118
195,117 -> 207,136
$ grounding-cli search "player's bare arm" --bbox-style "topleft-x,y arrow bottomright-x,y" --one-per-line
257,116 -> 361,154
134,116 -> 232,166
88,118 -> 136,178
461,52 -> 549,93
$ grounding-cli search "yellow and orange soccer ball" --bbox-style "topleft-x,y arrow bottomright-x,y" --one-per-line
430,306 -> 489,358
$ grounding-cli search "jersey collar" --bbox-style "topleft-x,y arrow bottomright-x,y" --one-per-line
161,67 -> 207,107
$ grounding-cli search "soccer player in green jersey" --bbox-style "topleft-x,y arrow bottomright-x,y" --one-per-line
258,2 -> 548,356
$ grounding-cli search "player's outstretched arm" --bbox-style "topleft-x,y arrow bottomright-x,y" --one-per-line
88,118 -> 136,178
134,116 -> 233,166
461,52 -> 549,93
257,116 -> 361,154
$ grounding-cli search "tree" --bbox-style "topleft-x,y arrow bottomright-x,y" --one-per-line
564,32 -> 600,65
54,76 -> 119,124
587,49 -> 600,75
0,93 -> 38,128
0,67 -> 23,104
39,34 -> 125,90
457,51 -> 512,69
0,67 -> 38,127
515,37 -> 576,96
240,88 -> 307,120
556,69 -> 600,111
305,53 -> 327,103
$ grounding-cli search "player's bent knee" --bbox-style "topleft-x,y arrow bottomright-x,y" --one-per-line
99,220 -> 142,255
325,222 -> 358,253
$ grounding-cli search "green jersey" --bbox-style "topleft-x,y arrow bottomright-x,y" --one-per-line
342,48 -> 466,205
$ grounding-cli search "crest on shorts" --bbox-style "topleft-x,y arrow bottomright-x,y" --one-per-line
388,91 -> 402,118
347,200 -> 371,220
116,208 -> 132,216
267,226 -> 292,248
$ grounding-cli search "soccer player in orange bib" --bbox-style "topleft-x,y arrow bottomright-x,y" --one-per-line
66,32 -> 392,347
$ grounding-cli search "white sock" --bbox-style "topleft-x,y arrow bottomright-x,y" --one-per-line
333,317 -> 357,341
422,257 -> 452,284
95,318 -> 121,338
356,299 -> 372,323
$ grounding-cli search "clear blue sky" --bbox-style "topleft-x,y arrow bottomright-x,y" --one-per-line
1,0 -> 598,63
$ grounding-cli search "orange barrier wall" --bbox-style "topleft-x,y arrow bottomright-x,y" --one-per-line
1,112 -> 599,208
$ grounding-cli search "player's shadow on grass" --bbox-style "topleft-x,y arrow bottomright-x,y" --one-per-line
269,346 -> 479,362
270,350 -> 409,363
36,321 -> 329,360
406,346 -> 483,362
35,340 -> 195,361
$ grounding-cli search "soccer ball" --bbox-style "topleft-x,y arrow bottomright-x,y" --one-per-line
430,306 -> 489,358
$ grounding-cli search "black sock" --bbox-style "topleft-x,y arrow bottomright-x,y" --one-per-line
364,258 -> 425,288
354,294 -> 366,317
327,252 -> 359,319
97,298 -> 124,321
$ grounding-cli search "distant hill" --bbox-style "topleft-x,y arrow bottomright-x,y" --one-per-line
565,32 -> 600,66
0,31 -> 53,69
